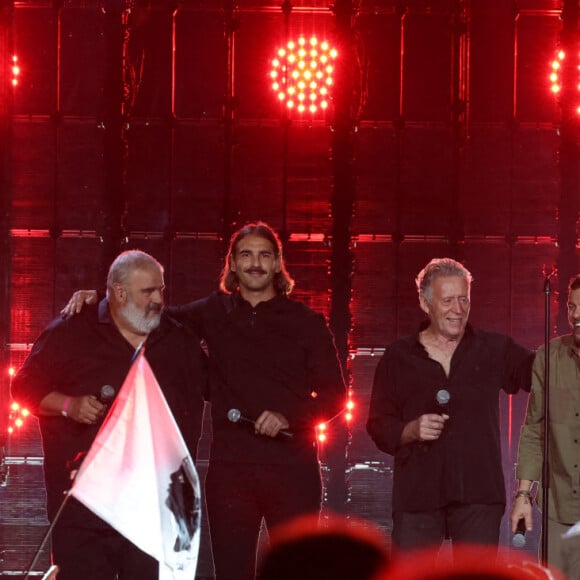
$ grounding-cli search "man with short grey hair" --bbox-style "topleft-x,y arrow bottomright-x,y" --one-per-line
367,257 -> 534,555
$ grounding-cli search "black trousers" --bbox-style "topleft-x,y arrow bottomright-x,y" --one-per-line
205,461 -> 322,580
392,502 -> 505,554
51,523 -> 158,580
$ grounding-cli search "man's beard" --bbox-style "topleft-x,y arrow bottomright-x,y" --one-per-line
120,300 -> 162,335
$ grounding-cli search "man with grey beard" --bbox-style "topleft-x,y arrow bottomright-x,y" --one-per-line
11,250 -> 206,580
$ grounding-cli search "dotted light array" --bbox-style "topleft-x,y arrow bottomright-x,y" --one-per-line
549,50 -> 580,114
6,366 -> 30,435
549,50 -> 565,95
315,389 -> 354,445
8,401 -> 29,435
270,35 -> 337,115
11,55 -> 20,87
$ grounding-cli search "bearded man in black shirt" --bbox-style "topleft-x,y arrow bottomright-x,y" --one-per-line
62,223 -> 346,580
367,257 -> 534,554
12,250 -> 206,580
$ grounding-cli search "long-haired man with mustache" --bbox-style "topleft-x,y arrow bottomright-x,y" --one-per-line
177,222 -> 346,580
11,250 -> 206,580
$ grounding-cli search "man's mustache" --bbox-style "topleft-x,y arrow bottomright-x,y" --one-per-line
146,303 -> 163,314
244,267 -> 267,275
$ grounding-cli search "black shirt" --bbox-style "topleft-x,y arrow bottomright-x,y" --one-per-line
11,299 -> 206,524
366,323 -> 534,512
169,291 -> 346,465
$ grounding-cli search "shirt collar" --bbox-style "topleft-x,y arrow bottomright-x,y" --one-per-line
232,291 -> 286,310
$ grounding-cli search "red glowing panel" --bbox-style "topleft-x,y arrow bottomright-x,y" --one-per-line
270,36 -> 337,116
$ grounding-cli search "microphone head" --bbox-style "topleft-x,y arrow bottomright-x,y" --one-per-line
436,389 -> 451,406
227,408 -> 241,423
100,384 -> 115,404
512,533 -> 526,549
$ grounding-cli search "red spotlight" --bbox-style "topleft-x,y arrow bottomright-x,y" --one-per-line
345,390 -> 355,423
270,35 -> 337,117
8,399 -> 30,433
549,49 -> 580,113
11,55 -> 19,87
316,422 -> 327,443
549,52 -> 564,95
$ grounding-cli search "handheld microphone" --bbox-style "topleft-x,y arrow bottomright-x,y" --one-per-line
436,389 -> 450,415
99,385 -> 115,404
512,519 -> 527,548
227,408 -> 293,439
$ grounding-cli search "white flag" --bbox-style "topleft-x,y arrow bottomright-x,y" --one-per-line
71,350 -> 201,580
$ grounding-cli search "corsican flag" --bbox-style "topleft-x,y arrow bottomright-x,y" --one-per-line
71,349 -> 201,580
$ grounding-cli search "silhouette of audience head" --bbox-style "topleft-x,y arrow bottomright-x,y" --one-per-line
376,545 -> 564,580
257,513 -> 391,580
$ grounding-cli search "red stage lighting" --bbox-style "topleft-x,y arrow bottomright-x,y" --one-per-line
11,55 -> 20,87
549,51 -> 564,95
270,36 -> 337,116
549,49 -> 580,114
316,422 -> 327,443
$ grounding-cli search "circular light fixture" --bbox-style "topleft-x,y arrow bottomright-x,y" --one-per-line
270,35 -> 337,116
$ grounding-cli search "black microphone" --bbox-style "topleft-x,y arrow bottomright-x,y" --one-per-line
99,385 -> 116,404
512,519 -> 527,548
227,408 -> 293,439
436,389 -> 450,415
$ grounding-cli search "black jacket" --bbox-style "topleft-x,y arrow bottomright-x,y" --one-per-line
367,323 -> 534,512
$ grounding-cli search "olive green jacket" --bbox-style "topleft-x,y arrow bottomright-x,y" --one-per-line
516,335 -> 580,524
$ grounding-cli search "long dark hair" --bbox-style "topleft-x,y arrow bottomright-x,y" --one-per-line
219,222 -> 295,295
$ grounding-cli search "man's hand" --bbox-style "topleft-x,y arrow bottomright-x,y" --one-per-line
39,392 -> 106,424
67,395 -> 107,424
254,410 -> 290,438
401,413 -> 449,445
510,492 -> 534,534
60,290 -> 98,317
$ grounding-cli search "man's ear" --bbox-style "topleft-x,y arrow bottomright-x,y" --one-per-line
418,294 -> 430,315
113,283 -> 126,302
229,253 -> 237,272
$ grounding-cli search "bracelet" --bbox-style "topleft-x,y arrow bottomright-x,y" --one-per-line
61,396 -> 72,418
515,490 -> 531,499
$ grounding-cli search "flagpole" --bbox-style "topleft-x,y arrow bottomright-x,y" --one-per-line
22,490 -> 73,579
24,345 -> 145,579
41,565 -> 59,579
